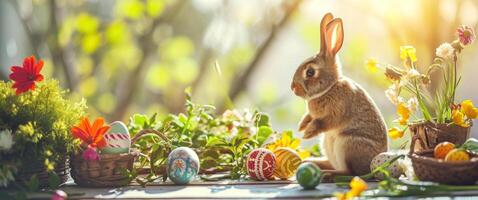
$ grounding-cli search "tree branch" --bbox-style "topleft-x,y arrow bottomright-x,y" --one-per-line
217,0 -> 303,112
47,0 -> 77,91
110,1 -> 186,120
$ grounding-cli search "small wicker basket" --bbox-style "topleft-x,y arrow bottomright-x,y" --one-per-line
409,150 -> 478,185
70,129 -> 168,187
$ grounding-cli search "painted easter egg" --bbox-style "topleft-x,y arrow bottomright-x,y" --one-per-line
296,162 -> 322,190
370,152 -> 403,180
102,121 -> 131,154
273,147 -> 302,179
167,147 -> 200,184
246,148 -> 276,181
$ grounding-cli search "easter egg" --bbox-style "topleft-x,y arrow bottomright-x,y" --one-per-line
296,162 -> 322,190
246,148 -> 276,181
273,147 -> 302,179
370,152 -> 403,180
434,142 -> 455,159
444,149 -> 470,162
102,121 -> 131,154
167,147 -> 200,184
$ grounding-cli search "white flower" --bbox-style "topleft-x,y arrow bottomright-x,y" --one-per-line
385,84 -> 403,105
435,43 -> 454,58
407,97 -> 418,113
0,129 -> 14,151
406,69 -> 421,79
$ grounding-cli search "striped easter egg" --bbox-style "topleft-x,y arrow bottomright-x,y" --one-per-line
101,121 -> 131,154
273,147 -> 302,179
246,148 -> 276,181
296,162 -> 322,190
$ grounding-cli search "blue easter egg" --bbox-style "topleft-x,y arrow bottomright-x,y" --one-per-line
167,147 -> 200,184
102,121 -> 131,154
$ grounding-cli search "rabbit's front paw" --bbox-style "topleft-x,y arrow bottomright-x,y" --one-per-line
298,114 -> 312,132
303,119 -> 322,139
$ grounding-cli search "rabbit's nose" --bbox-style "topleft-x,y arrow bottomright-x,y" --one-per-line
291,82 -> 304,96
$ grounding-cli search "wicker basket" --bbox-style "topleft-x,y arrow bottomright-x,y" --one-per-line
70,129 -> 168,187
409,150 -> 478,185
409,121 -> 471,153
16,156 -> 69,188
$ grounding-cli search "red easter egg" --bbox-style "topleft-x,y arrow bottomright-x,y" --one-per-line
246,148 -> 276,180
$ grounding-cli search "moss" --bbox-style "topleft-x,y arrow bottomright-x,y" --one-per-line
0,80 -> 86,184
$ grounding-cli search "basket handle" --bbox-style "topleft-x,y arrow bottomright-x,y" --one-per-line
131,129 -> 170,145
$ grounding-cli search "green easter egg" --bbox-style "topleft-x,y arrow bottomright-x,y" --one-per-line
296,162 -> 322,190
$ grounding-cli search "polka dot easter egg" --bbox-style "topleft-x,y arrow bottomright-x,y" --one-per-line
273,147 -> 302,180
102,121 -> 131,154
246,148 -> 276,181
370,152 -> 403,180
167,147 -> 200,185
296,162 -> 322,190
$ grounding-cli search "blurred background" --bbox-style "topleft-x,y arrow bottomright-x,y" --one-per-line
1,0 -> 478,148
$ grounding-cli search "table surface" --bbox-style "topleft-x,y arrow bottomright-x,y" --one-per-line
20,178 -> 478,199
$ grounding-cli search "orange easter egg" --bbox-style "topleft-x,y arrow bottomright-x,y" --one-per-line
444,149 -> 470,162
434,142 -> 455,159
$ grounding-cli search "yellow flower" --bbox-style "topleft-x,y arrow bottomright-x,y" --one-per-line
400,45 -> 417,62
461,100 -> 478,119
335,177 -> 368,200
388,127 -> 404,140
297,149 -> 311,159
397,103 -> 410,125
266,133 -> 310,159
335,192 -> 346,200
365,58 -> 379,72
452,109 -> 470,127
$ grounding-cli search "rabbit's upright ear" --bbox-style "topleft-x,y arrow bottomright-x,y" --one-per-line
319,13 -> 334,55
325,18 -> 344,58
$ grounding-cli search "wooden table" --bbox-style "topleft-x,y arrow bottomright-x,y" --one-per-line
22,179 -> 478,199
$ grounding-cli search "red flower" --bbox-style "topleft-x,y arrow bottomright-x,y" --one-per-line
9,56 -> 44,95
71,117 -> 110,148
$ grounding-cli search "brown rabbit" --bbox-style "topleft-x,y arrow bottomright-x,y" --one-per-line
290,13 -> 387,176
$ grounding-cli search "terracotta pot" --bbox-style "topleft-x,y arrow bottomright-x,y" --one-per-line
409,121 -> 471,153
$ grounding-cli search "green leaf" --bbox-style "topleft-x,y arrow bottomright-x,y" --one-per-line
206,137 -> 226,147
256,126 -> 273,147
48,172 -> 61,189
462,138 -> 478,153
25,174 -> 39,192
133,114 -> 148,127
255,112 -> 270,127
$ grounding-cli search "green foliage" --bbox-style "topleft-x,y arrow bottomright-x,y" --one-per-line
0,80 -> 86,187
124,92 -> 275,186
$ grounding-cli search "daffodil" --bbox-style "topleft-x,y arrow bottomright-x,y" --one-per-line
266,133 -> 310,159
334,177 -> 368,200
400,46 -> 417,63
452,109 -> 469,127
365,58 -> 379,72
460,100 -> 478,119
396,102 -> 410,125
388,127 -> 404,140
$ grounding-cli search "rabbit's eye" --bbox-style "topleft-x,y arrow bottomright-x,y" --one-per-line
306,68 -> 315,77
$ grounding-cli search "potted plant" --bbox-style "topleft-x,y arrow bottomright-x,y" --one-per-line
368,25 -> 477,152
0,56 -> 86,188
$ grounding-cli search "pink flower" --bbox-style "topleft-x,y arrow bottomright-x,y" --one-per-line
51,190 -> 67,200
82,147 -> 100,161
457,25 -> 476,46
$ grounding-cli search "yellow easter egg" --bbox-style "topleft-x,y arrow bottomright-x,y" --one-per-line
273,147 -> 302,179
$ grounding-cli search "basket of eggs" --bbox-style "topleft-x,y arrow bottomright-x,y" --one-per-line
409,137 -> 478,185
70,118 -> 168,187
